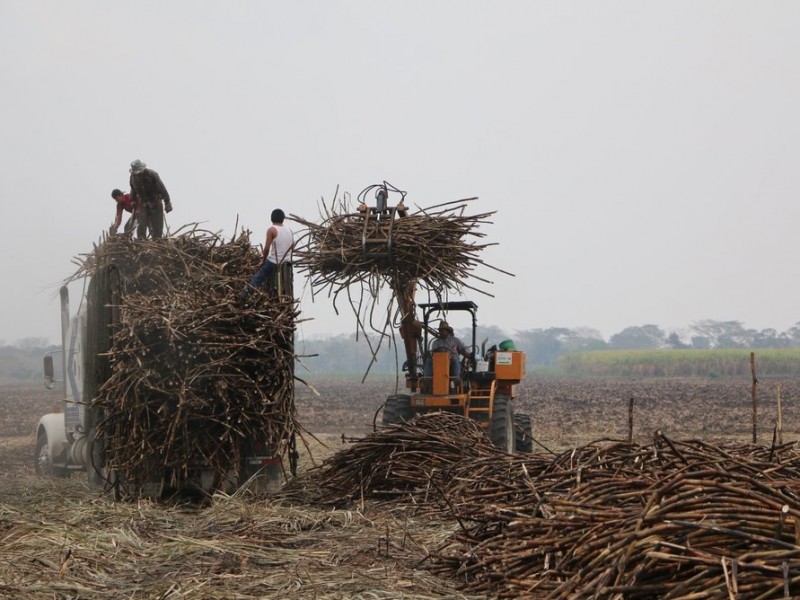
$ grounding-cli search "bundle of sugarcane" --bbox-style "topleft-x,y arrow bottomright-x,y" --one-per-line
291,195 -> 512,358
71,228 -> 299,495
303,412 -> 503,506
293,198 -> 502,293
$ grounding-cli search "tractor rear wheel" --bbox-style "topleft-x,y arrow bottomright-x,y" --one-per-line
382,394 -> 413,426
490,394 -> 515,453
514,413 -> 533,453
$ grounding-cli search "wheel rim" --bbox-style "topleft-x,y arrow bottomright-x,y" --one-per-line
37,441 -> 51,474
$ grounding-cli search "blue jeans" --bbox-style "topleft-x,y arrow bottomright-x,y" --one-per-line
241,261 -> 277,297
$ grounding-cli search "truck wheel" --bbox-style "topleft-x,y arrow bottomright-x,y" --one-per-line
490,394 -> 515,453
382,394 -> 413,426
35,431 -> 55,477
87,431 -> 104,488
514,413 -> 533,453
87,429 -> 117,492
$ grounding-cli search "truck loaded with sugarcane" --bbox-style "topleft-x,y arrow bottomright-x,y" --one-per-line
293,182 -> 532,452
36,229 -> 298,498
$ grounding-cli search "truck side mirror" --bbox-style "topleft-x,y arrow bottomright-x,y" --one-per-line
43,355 -> 55,390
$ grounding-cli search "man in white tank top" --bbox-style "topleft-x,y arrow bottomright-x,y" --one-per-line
241,208 -> 294,297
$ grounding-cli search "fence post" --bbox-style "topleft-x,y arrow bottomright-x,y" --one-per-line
777,382 -> 783,446
751,352 -> 758,444
628,397 -> 634,443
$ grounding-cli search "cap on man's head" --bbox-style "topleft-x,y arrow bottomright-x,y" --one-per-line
438,321 -> 453,334
130,159 -> 146,174
111,189 -> 123,199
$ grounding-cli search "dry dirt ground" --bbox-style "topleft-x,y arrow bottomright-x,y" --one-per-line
1,377 -> 799,599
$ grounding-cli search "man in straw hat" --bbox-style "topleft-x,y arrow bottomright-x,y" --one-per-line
424,320 -> 472,378
129,159 -> 172,239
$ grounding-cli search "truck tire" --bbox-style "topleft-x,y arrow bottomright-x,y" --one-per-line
87,430 -> 106,488
490,394 -> 515,453
382,394 -> 413,426
514,413 -> 533,453
87,428 -> 118,494
35,431 -> 55,477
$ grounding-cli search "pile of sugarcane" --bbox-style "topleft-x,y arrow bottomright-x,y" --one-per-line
304,413 -> 800,597
70,228 -> 298,495
291,194 -> 511,354
292,198 -> 502,295
300,412 -> 500,505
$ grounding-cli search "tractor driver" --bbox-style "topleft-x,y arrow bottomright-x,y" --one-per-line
424,321 -> 472,378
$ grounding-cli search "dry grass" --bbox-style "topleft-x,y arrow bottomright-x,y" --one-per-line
0,432 -> 482,599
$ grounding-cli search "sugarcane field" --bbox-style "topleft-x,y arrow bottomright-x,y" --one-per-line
4,188 -> 800,600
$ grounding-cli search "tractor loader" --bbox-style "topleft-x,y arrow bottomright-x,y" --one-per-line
382,300 -> 532,453
357,184 -> 532,452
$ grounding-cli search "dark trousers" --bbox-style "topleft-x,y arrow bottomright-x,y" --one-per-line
136,201 -> 164,239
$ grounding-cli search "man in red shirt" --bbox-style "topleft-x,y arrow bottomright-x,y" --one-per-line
110,188 -> 136,235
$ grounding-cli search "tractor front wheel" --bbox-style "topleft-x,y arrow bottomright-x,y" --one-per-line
490,394 -> 515,453
382,394 -> 413,426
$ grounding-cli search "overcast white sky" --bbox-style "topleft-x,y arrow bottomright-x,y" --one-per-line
1,1 -> 799,346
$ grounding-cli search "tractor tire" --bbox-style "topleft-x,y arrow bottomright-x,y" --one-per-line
382,394 -> 413,426
490,394 -> 515,453
514,413 -> 533,453
35,431 -> 54,477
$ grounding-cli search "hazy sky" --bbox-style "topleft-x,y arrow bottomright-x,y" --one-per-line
2,1 -> 799,346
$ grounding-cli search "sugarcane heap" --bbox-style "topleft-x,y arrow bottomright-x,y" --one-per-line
69,226 -> 299,494
292,182 -> 512,374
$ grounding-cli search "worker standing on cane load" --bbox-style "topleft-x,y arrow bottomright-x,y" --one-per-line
241,208 -> 294,298
129,159 -> 172,239
109,188 -> 137,235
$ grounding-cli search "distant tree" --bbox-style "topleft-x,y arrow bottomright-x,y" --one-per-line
473,325 -> 511,354
690,320 -> 754,348
514,327 -> 606,366
691,335 -> 711,350
751,328 -> 790,348
562,327 -> 608,353
16,337 -> 50,352
514,328 -> 570,367
784,323 -> 800,347
666,332 -> 689,349
609,325 -> 665,350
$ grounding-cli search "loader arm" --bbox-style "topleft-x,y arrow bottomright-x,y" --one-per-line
394,281 -> 422,381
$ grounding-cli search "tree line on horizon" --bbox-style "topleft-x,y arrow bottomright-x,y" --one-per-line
2,319 -> 799,381
300,319 -> 800,374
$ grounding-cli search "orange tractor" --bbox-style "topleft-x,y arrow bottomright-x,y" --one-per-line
354,182 -> 532,452
382,300 -> 531,452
